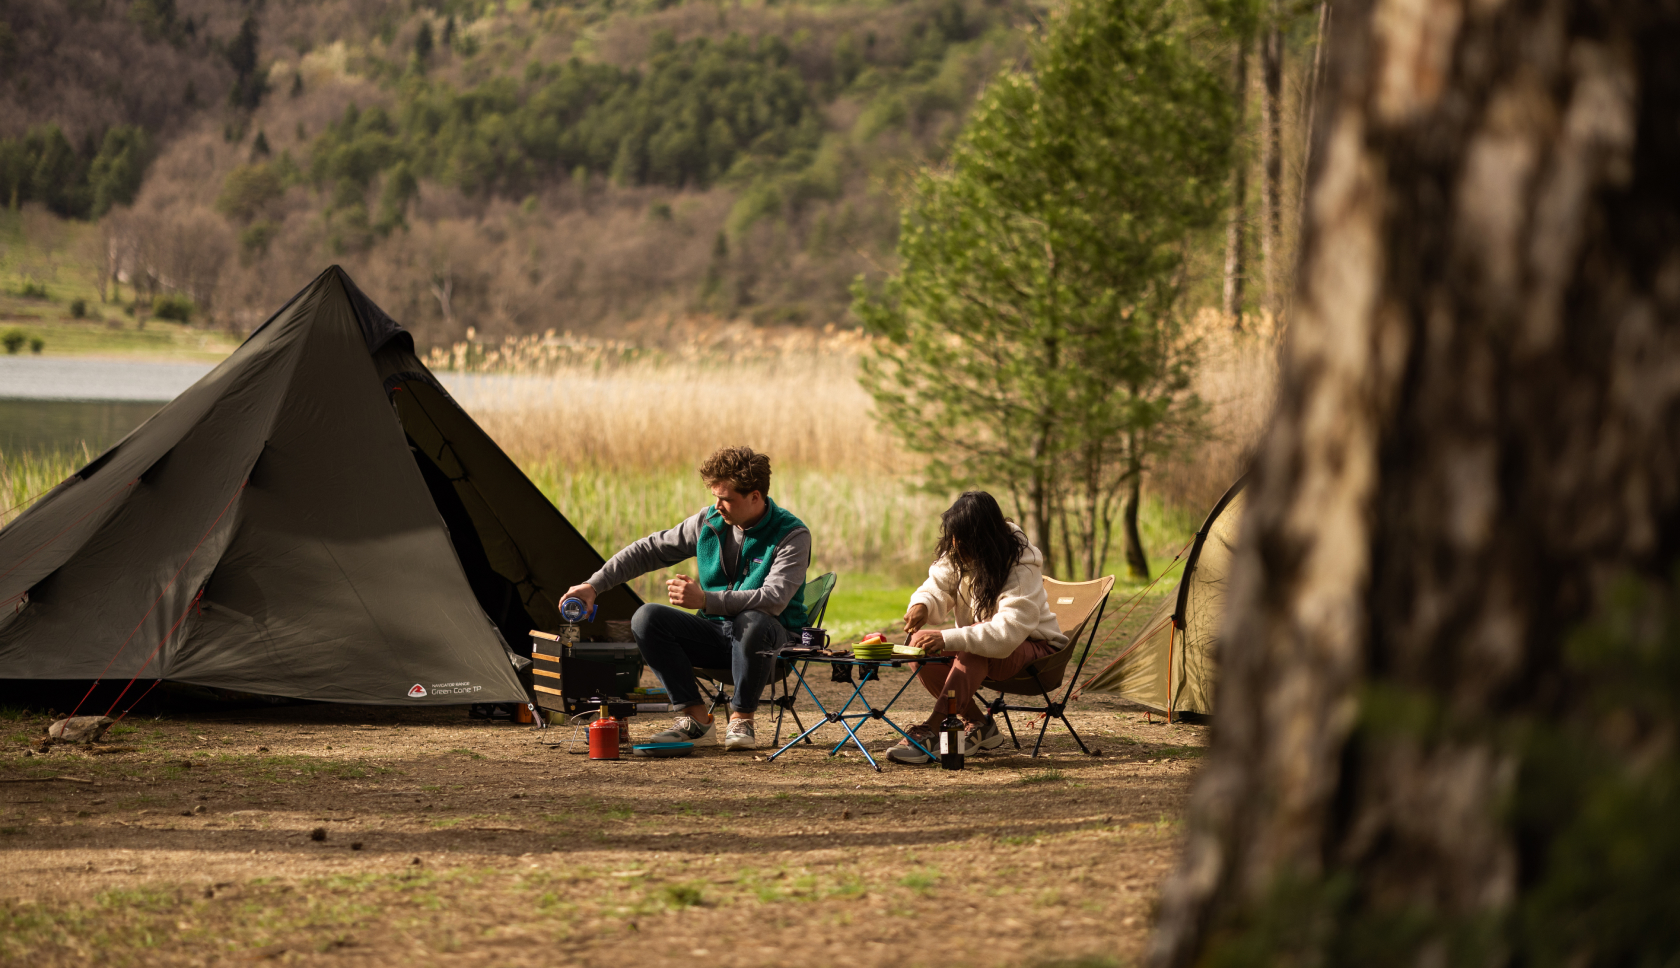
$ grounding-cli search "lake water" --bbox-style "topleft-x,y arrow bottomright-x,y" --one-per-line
0,356 -> 546,456
0,358 -> 215,457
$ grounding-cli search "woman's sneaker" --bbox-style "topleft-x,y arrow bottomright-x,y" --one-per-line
723,718 -> 758,750
647,715 -> 714,744
885,726 -> 937,765
966,718 -> 1005,753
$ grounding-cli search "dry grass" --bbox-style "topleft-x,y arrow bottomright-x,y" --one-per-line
436,332 -> 896,475
1150,308 -> 1282,512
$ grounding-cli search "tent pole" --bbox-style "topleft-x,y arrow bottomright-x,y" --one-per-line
1167,622 -> 1176,725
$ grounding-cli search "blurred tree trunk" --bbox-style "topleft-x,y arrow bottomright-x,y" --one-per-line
1121,472 -> 1148,581
1258,3 -> 1283,316
1150,1 -> 1680,966
1222,38 -> 1249,326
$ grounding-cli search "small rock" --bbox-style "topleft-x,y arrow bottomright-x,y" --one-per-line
22,749 -> 31,758
310,827 -> 327,842
193,805 -> 207,815
48,716 -> 114,745
350,842 -> 363,851
410,856 -> 422,866
180,810 -> 193,817
840,808 -> 851,820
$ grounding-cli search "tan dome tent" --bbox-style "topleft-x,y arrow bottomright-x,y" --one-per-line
0,266 -> 639,709
1077,476 -> 1246,721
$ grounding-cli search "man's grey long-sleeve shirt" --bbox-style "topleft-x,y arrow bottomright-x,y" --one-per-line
586,509 -> 811,618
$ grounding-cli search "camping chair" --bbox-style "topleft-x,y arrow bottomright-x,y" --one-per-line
980,575 -> 1116,758
696,572 -> 838,747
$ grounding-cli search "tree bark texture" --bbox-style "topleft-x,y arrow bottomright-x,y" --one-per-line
1295,1 -> 1331,246
1258,6 -> 1284,316
1150,1 -> 1680,965
1222,39 -> 1250,324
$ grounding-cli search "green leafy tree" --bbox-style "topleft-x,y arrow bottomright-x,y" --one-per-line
24,125 -> 90,218
854,0 -> 1231,579
88,126 -> 151,217
215,163 -> 285,223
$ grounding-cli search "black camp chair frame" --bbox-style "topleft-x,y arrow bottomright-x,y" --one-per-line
697,572 -> 836,747
981,590 -> 1111,758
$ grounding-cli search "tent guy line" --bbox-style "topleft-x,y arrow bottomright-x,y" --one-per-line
71,480 -> 249,719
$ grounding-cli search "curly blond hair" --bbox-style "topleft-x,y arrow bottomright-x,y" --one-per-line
699,446 -> 772,497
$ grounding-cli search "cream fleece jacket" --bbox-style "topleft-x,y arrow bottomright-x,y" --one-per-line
907,526 -> 1069,658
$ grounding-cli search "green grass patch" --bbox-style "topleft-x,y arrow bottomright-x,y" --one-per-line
824,573 -> 921,643
659,882 -> 706,909
1017,769 -> 1067,785
897,868 -> 940,895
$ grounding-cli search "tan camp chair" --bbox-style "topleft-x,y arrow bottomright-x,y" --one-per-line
980,575 -> 1116,757
695,572 -> 837,746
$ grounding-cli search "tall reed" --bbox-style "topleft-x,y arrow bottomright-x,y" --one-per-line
443,348 -> 906,474
0,449 -> 83,528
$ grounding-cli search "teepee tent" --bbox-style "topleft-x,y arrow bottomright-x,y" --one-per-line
0,266 -> 639,706
1077,476 -> 1246,719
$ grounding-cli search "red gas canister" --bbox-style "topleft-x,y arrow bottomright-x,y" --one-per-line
587,705 -> 620,760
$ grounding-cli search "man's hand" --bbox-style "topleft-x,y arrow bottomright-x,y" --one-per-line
561,583 -> 598,608
667,574 -> 705,610
909,629 -> 945,654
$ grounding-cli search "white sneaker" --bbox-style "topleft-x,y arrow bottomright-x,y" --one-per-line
723,718 -> 758,750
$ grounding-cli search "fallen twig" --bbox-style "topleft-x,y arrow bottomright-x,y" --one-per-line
0,775 -> 94,784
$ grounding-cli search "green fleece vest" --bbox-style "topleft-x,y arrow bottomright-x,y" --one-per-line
696,497 -> 809,630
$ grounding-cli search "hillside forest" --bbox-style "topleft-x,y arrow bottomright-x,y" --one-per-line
0,0 -> 1325,347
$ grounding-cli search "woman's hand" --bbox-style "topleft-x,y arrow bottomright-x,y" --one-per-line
903,603 -> 929,635
909,629 -> 945,654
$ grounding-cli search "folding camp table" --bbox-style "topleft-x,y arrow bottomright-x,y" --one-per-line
765,653 -> 954,772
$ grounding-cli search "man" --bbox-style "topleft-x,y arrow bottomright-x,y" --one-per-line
560,446 -> 811,751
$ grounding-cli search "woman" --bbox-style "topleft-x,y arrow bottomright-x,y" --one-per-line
888,491 -> 1067,764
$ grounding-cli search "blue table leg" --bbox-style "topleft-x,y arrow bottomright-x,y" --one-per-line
768,666 -> 835,761
827,669 -> 880,756
769,664 -> 867,762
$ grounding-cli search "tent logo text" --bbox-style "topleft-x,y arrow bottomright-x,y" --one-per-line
407,684 -> 427,698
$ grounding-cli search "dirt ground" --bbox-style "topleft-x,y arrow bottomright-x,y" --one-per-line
0,669 -> 1207,968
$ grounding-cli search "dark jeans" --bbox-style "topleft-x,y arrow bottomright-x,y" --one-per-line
631,604 -> 789,714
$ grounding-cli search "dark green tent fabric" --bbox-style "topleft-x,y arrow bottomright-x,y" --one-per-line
0,266 -> 639,705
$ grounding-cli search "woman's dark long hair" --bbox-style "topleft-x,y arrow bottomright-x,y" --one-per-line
935,491 -> 1028,620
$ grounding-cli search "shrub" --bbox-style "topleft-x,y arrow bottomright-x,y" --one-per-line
69,298 -> 87,318
152,293 -> 195,323
18,281 -> 48,299
28,337 -> 43,354
1,330 -> 25,354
